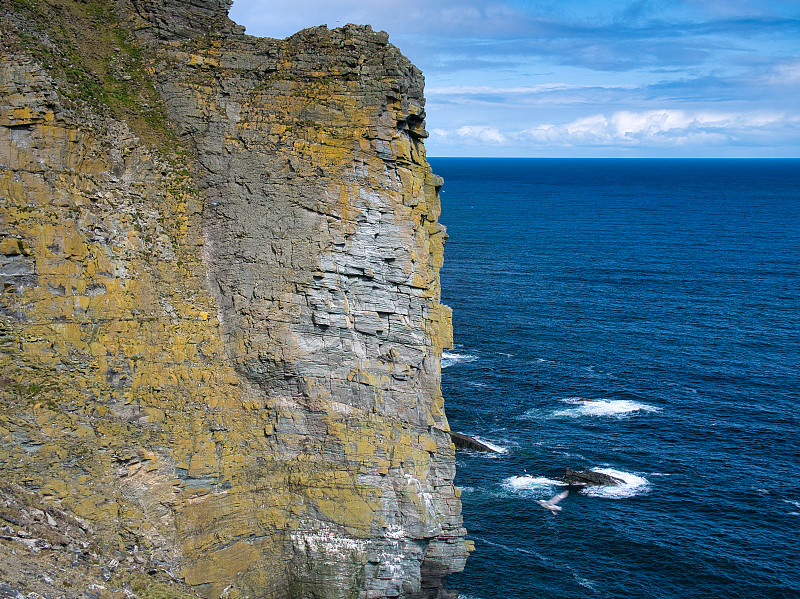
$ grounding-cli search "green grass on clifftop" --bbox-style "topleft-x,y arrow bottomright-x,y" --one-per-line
4,0 -> 175,148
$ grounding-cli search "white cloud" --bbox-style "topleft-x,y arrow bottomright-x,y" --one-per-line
433,125 -> 508,144
523,109 -> 798,147
457,126 -> 507,144
763,60 -> 800,86
426,84 -> 631,95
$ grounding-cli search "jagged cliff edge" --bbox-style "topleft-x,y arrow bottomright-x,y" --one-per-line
0,0 -> 470,597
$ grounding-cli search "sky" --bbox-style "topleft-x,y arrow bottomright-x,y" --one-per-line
228,0 -> 800,157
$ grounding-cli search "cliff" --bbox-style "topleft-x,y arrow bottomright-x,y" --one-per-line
0,1 -> 469,598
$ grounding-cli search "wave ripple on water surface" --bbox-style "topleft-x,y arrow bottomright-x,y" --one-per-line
434,158 -> 800,599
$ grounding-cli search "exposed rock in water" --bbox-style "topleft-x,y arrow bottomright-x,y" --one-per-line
0,1 -> 467,597
562,469 -> 625,486
450,432 -> 505,454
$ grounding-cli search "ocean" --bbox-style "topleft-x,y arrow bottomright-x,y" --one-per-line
428,158 -> 800,599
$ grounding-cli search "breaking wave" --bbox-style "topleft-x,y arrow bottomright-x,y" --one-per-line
502,475 -> 565,495
471,436 -> 509,454
551,397 -> 661,418
442,351 -> 478,368
579,468 -> 651,499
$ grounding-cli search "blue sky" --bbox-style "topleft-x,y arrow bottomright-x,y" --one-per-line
229,0 -> 800,157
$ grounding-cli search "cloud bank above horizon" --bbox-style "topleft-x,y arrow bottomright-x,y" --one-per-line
229,0 -> 800,157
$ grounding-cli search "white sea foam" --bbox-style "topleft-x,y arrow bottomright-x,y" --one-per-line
579,468 -> 650,499
442,351 -> 477,368
471,436 -> 510,454
516,407 -> 544,420
466,381 -> 487,388
503,475 -> 564,494
574,575 -> 596,590
551,397 -> 661,418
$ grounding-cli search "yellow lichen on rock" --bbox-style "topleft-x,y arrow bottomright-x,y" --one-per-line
1,2 -> 466,598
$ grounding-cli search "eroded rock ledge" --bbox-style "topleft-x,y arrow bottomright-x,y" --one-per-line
0,0 -> 467,597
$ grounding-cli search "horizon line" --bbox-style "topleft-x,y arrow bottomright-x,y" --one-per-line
426,156 -> 800,160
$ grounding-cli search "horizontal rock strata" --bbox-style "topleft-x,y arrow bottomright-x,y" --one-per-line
0,0 -> 468,597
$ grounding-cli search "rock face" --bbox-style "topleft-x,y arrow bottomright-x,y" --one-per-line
0,1 -> 467,597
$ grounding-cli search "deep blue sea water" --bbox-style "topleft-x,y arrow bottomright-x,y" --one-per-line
429,158 -> 800,599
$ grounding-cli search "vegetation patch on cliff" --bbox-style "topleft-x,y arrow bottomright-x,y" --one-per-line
2,0 -> 173,147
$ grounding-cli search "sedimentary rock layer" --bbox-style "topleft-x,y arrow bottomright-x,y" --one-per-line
0,1 -> 468,597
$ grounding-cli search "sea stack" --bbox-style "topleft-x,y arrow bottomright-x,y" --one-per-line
0,1 -> 467,597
